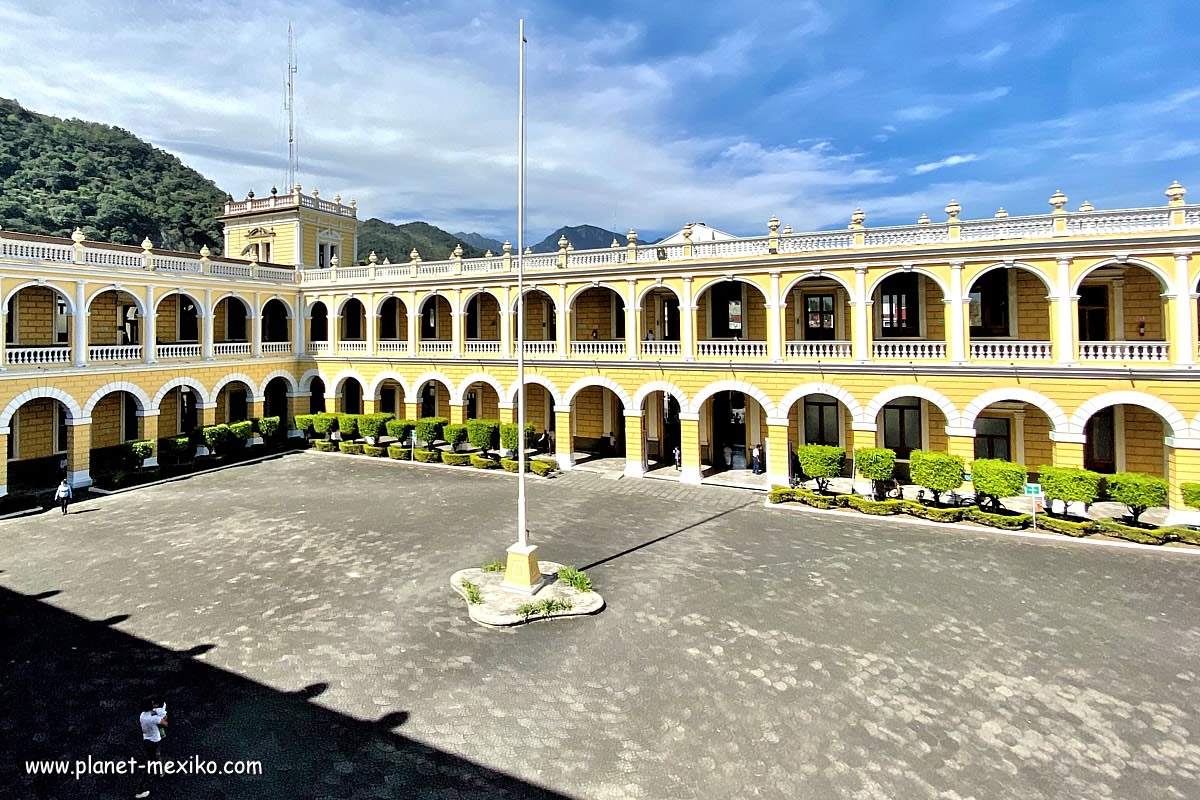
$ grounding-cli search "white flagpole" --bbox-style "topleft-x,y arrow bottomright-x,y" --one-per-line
516,18 -> 528,548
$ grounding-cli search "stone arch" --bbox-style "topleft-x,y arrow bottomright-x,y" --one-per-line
1071,256 -> 1173,295
862,385 -> 959,427
411,370 -> 456,396
0,386 -> 85,430
454,372 -> 506,406
85,285 -> 148,316
690,274 -> 769,302
211,291 -> 255,318
325,369 -> 369,397
962,388 -> 1068,433
151,377 -> 212,411
153,289 -> 206,317
632,380 -> 688,410
416,291 -> 452,313
458,287 -> 506,315
256,369 -> 299,398
964,261 -> 1055,297
368,370 -> 412,400
777,382 -> 864,421
260,295 -> 295,319
3,280 -> 78,315
333,294 -> 367,317
1069,391 -> 1188,438
373,293 -> 410,315
211,372 -> 260,403
82,381 -> 151,417
298,368 -> 323,392
635,281 -> 682,306
563,376 -> 633,410
505,374 -> 563,405
508,286 -> 558,313
866,266 -> 950,298
564,282 -> 627,310
780,271 -> 854,299
304,298 -> 329,319
688,380 -> 776,416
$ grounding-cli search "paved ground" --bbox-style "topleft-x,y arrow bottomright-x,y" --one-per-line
3,453 -> 1199,799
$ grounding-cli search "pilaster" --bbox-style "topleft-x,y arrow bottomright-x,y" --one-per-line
202,288 -> 215,360
1054,256 -> 1076,364
767,271 -> 782,362
852,267 -> 870,362
679,411 -> 702,484
1173,250 -> 1194,365
624,410 -> 646,477
554,406 -> 573,470
143,284 -> 157,364
138,411 -> 160,468
947,262 -> 966,363
66,418 -> 92,488
73,280 -> 87,367
765,418 -> 790,486
625,279 -> 638,360
681,276 -> 695,361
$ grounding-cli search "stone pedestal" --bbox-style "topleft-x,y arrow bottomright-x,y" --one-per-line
501,543 -> 545,595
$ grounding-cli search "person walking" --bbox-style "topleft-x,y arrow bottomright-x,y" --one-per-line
134,696 -> 167,798
55,479 -> 73,515
751,443 -> 762,475
672,445 -> 681,471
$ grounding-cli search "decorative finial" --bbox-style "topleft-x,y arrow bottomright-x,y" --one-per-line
1166,180 -> 1186,205
71,227 -> 85,244
610,238 -> 620,248
1048,189 -> 1067,211
382,256 -> 391,265
566,242 -> 574,252
849,207 -> 866,228
944,199 -> 961,220
368,250 -> 378,264
141,236 -> 153,252
452,243 -> 464,258
502,240 -> 512,254
558,234 -> 569,251
781,224 -> 793,234
247,190 -> 255,200
334,193 -> 341,204
524,246 -> 533,254
1078,200 -> 1094,212
312,187 -> 320,198
293,183 -> 302,194
917,213 -> 930,225
995,208 -> 1008,218
200,244 -> 211,258
270,186 -> 278,196
627,228 -> 638,243
330,253 -> 339,268
349,198 -> 357,208
768,215 -> 780,233
409,248 -> 421,262
484,250 -> 493,258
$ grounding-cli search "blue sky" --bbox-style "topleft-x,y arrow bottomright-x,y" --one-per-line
1,0 -> 1197,242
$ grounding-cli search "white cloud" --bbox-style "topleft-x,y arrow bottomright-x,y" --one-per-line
896,105 -> 950,122
911,153 -> 980,175
958,43 -> 1011,66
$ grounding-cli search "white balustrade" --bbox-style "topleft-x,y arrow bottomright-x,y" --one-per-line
464,340 -> 502,355
261,342 -> 292,354
89,344 -> 142,361
6,346 -> 72,366
959,217 -> 1054,241
872,341 -> 947,359
520,254 -> 559,270
306,341 -> 330,355
214,342 -> 252,356
697,340 -> 768,358
300,269 -> 335,284
415,260 -> 454,276
81,247 -> 143,268
778,232 -> 855,252
462,257 -> 507,273
862,226 -> 949,247
1078,341 -> 1169,362
255,266 -> 297,282
0,238 -> 74,262
785,340 -> 852,359
567,250 -> 626,267
152,255 -> 202,273
640,341 -> 681,357
338,340 -> 368,354
1067,210 -> 1171,235
691,238 -> 771,258
523,341 -> 558,356
969,340 -> 1052,360
336,267 -> 370,280
419,340 -> 453,355
207,260 -> 253,277
570,340 -> 625,357
635,244 -> 686,262
374,266 -> 409,279
377,340 -> 410,354
156,343 -> 202,359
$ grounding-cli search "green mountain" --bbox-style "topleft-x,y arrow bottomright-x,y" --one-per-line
454,231 -> 506,253
531,224 -> 627,253
0,97 -> 227,253
357,219 -> 485,264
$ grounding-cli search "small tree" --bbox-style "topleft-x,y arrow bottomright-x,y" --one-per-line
229,420 -> 254,447
337,414 -> 360,441
1106,472 -> 1169,525
202,424 -> 233,456
1037,466 -> 1102,516
386,419 -> 416,443
909,449 -> 964,505
970,459 -> 1026,510
124,440 -> 153,469
443,423 -> 468,451
312,413 -> 338,440
294,414 -> 316,439
501,422 -> 535,454
795,444 -> 845,494
1182,482 -> 1200,510
356,413 -> 392,444
258,416 -> 281,440
855,448 -> 896,500
467,419 -> 501,456
414,417 -> 448,447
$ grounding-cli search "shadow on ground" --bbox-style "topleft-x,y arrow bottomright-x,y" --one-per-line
0,585 -> 571,799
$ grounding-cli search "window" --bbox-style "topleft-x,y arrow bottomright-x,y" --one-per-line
804,294 -> 836,341
257,242 -> 271,263
1084,408 -> 1116,473
882,399 -> 921,459
178,296 -> 199,342
1078,285 -> 1109,341
804,396 -> 840,446
343,303 -> 362,340
55,297 -> 69,344
879,274 -> 921,337
968,271 -> 1009,337
54,403 -> 68,454
380,299 -> 399,339
973,417 -> 1010,460
180,389 -> 197,434
122,395 -> 139,442
310,305 -> 328,341
708,281 -> 743,338
466,296 -> 480,339
422,301 -> 438,338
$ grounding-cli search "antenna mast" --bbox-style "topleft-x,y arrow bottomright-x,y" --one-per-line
286,24 -> 298,187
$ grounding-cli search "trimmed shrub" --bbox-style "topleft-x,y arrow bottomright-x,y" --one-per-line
386,419 -> 417,442
900,500 -> 964,523
855,448 -> 896,500
339,442 -> 364,455
312,413 -> 339,438
413,448 -> 441,463
971,459 -> 1026,509
501,458 -> 528,473
293,414 -> 316,437
202,424 -> 233,455
793,488 -> 840,510
471,453 -> 501,469
1105,472 -> 1169,525
1095,519 -> 1169,545
357,413 -> 393,443
258,416 -> 281,439
443,423 -> 468,451
843,495 -> 903,515
414,417 -> 448,447
1181,482 -> 1200,510
1037,516 -> 1096,537
363,444 -> 385,457
229,420 -> 254,443
313,439 -> 338,452
442,452 -> 473,466
796,444 -> 845,494
467,419 -> 501,455
1037,466 -> 1102,510
530,459 -> 556,477
909,450 -> 965,504
387,444 -> 413,460
500,422 -> 536,453
963,507 -> 1030,530
767,487 -> 797,504
337,414 -> 360,440
159,435 -> 192,461
124,439 -> 153,468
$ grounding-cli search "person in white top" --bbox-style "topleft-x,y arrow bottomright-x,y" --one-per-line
134,697 -> 166,798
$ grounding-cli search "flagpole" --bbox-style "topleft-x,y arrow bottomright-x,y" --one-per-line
516,17 -> 528,549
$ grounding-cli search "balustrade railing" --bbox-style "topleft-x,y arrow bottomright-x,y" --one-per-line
89,344 -> 142,361
1078,341 -> 1169,362
151,255 -> 202,273
377,340 -> 409,355
872,341 -> 947,359
785,340 -> 852,359
338,340 -> 368,353
697,340 -> 767,358
523,341 -> 557,356
571,340 -> 625,357
82,247 -> 143,268
207,260 -> 253,278
464,340 -> 502,355
419,340 -> 453,355
640,341 -> 681,357
969,340 -> 1053,360
156,343 -> 202,359
7,346 -> 71,366
415,261 -> 454,276
261,342 -> 292,354
307,341 -> 330,355
214,342 -> 251,356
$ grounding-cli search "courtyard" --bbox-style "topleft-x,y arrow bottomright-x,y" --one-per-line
3,453 -> 1199,799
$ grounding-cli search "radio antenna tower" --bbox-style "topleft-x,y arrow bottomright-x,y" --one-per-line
286,24 -> 298,187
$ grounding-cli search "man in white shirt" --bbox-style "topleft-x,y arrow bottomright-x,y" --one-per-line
135,697 -> 166,798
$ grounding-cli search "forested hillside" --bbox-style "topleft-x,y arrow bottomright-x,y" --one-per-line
357,218 -> 484,263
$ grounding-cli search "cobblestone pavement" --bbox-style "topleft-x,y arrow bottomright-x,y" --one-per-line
3,452 -> 1199,799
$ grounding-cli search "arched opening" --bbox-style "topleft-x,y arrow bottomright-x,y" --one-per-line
784,393 -> 855,486
695,279 -> 768,358
871,272 -> 946,359
874,396 -> 950,483
153,292 -> 200,360
569,287 -> 625,356
6,396 -> 72,488
309,303 -> 329,343
462,381 -> 500,420
375,379 -> 405,417
377,297 -> 409,354
338,298 -> 366,343
699,390 -> 769,483
1076,262 -> 1168,361
784,276 -> 851,359
308,378 -> 327,414
416,379 -> 451,418
262,376 -> 291,420
158,386 -> 201,435
261,299 -> 290,345
964,267 -> 1052,360
89,390 -> 147,479
87,290 -> 143,361
967,400 -> 1056,509
513,289 -> 556,355
464,292 -> 502,355
640,390 -> 682,472
640,286 -> 681,356
514,382 -> 554,453
338,377 -> 364,415
418,295 -> 453,355
216,380 -> 253,423
568,386 -> 625,464
4,284 -> 73,365
213,296 -> 251,348
1080,404 -> 1168,478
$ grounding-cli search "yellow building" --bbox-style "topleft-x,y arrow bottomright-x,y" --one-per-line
4,183 -> 1200,523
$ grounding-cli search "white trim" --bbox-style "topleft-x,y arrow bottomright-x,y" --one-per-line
563,375 -> 632,409
0,386 -> 85,429
861,385 -> 959,427
1068,391 -> 1187,437
961,388 -> 1068,433
367,370 -> 412,401
82,381 -> 152,417
505,374 -> 564,406
632,381 -> 688,411
211,372 -> 261,403
777,382 -> 864,421
454,372 -> 506,406
256,369 -> 300,398
687,379 -> 776,416
1114,404 -> 1127,472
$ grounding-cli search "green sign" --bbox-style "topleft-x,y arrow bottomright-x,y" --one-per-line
1024,482 -> 1042,496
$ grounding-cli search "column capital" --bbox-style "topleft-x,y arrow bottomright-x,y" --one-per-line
949,260 -> 965,270
1048,430 -> 1086,444
66,416 -> 93,426
553,404 -> 573,414
677,411 -> 700,422
1173,249 -> 1193,259
944,425 -> 977,438
765,416 -> 790,427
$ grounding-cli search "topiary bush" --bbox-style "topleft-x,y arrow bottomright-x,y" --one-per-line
442,452 -> 472,466
1037,516 -> 1096,537
1037,466 -> 1102,514
337,414 -> 360,441
501,458 -> 527,473
843,495 -> 903,515
387,444 -> 413,460
909,450 -> 965,505
313,439 -> 337,452
855,448 -> 896,500
1105,472 -> 1169,525
363,444 -> 385,457
900,499 -> 964,523
414,417 -> 448,447
467,419 -> 501,455
338,441 -> 364,455
386,419 -> 417,442
123,439 -> 153,468
963,507 -> 1030,530
159,435 -> 192,463
312,413 -> 338,439
1095,519 -> 1170,545
768,487 -> 797,504
443,423 -> 468,451
530,459 -> 556,477
970,458 -> 1026,509
500,422 -> 536,453
258,416 -> 281,440
792,488 -> 840,510
356,413 -> 392,443
413,448 -> 441,463
229,420 -> 253,444
202,424 -> 233,455
471,453 -> 500,469
1182,482 -> 1200,510
795,444 -> 845,494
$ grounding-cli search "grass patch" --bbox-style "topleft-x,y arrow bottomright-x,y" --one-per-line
557,566 -> 592,593
517,597 -> 573,621
481,560 -> 505,573
461,578 -> 483,605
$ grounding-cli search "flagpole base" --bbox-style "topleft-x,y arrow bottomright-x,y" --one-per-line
501,543 -> 545,595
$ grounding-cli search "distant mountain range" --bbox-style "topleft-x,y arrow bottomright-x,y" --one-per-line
454,231 -> 505,253
454,224 -> 630,256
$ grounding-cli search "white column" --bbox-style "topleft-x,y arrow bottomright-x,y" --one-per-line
625,279 -> 637,359
73,280 -> 87,366
294,302 -> 306,356
251,291 -> 263,358
681,276 -> 695,360
1174,250 -> 1193,365
366,291 -> 377,356
500,309 -> 513,357
767,270 -> 782,362
451,288 -> 462,358
948,261 -> 966,363
143,284 -> 157,364
555,284 -> 568,357
1055,256 -> 1075,364
202,288 -> 215,360
852,267 -> 869,362
406,290 -> 418,352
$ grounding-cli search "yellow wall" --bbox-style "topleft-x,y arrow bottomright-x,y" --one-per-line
1015,271 -> 1051,340
573,288 -> 616,340
1122,267 -> 1165,341
1124,405 -> 1165,474
13,287 -> 57,345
